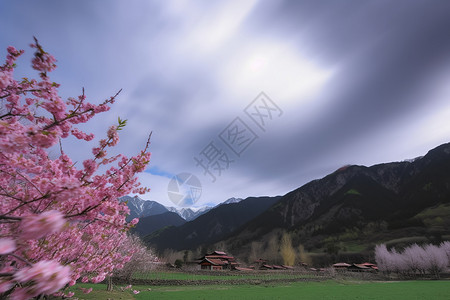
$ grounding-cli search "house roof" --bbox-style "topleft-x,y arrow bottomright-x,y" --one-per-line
273,265 -> 285,270
209,258 -> 228,265
333,263 -> 351,268
350,264 -> 370,269
360,262 -> 376,267
282,265 -> 294,269
206,255 -> 235,260
200,258 -> 227,266
260,264 -> 273,269
208,251 -> 227,256
198,251 -> 235,261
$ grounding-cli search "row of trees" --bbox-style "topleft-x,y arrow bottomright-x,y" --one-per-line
0,39 -> 152,299
247,232 -> 311,266
375,242 -> 450,278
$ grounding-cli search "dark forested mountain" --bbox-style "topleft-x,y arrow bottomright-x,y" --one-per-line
132,212 -> 186,237
222,142 -> 450,255
144,196 -> 281,252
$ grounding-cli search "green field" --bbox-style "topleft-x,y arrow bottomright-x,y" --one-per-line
68,280 -> 450,300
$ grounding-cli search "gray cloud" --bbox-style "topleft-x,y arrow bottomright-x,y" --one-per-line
1,1 -> 450,206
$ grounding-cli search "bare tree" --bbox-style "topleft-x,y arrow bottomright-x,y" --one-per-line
280,232 -> 296,266
161,249 -> 184,265
248,241 -> 263,263
298,244 -> 312,266
264,233 -> 281,264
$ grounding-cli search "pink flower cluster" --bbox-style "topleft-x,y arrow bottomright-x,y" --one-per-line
30,40 -> 57,74
0,238 -> 16,255
21,210 -> 65,240
12,260 -> 71,298
0,40 -> 151,299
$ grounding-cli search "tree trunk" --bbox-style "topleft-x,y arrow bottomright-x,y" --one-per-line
106,276 -> 113,291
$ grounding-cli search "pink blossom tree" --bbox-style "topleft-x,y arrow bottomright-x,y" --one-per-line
423,244 -> 448,278
109,234 -> 157,290
0,39 -> 151,299
440,241 -> 450,262
375,242 -> 449,278
374,244 -> 393,274
402,243 -> 427,276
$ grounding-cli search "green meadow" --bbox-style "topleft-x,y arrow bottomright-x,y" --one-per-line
68,280 -> 450,300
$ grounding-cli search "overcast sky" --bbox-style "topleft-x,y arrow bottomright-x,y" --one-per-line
2,0 -> 450,207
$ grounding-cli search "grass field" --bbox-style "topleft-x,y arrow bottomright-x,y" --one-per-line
68,280 -> 450,300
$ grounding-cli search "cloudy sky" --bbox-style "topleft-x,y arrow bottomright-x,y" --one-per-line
2,0 -> 450,208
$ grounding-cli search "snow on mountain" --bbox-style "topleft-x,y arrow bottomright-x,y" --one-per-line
220,197 -> 243,205
166,197 -> 244,220
122,196 -> 243,222
166,206 -> 212,221
120,196 -> 168,221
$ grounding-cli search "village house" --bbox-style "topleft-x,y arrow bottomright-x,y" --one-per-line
253,259 -> 294,271
332,262 -> 378,272
347,264 -> 372,272
360,262 -> 378,271
332,262 -> 351,269
198,252 -> 297,271
197,251 -> 239,270
259,264 -> 274,270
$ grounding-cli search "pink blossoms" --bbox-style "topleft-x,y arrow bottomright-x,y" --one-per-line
0,39 -> 150,299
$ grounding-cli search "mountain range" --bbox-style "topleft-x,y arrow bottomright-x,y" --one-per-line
120,196 -> 244,237
121,196 -> 231,221
140,142 -> 450,258
221,142 -> 450,258
144,196 -> 281,251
